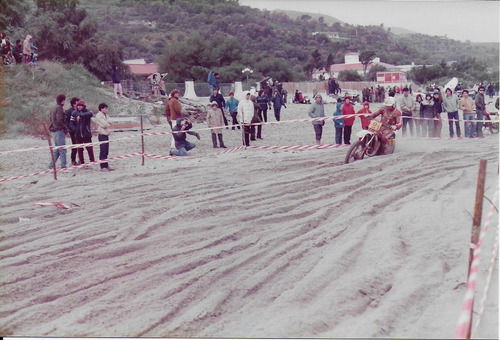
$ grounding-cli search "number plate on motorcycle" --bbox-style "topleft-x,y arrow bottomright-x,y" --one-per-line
368,120 -> 382,131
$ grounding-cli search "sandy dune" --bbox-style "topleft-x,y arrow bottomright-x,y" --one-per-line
0,103 -> 498,337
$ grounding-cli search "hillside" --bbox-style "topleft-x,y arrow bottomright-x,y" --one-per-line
0,62 -> 162,137
76,0 -> 498,82
274,9 -> 344,25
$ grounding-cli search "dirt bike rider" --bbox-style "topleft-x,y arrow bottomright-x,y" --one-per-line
369,96 -> 402,145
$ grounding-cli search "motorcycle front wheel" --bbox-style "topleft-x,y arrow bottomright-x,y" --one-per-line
345,141 -> 366,164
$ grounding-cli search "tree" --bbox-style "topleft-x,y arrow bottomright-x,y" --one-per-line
359,50 -> 376,76
30,0 -> 124,80
0,0 -> 29,31
325,53 -> 334,69
338,70 -> 362,81
366,64 -> 386,81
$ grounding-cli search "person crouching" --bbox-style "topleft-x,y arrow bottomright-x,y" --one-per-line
170,118 -> 200,156
207,101 -> 227,148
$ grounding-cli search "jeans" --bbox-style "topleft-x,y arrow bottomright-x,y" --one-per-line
422,113 -> 434,137
69,132 -> 78,164
446,111 -> 461,138
75,136 -> 95,164
313,124 -> 323,141
242,125 -> 251,146
402,112 -> 414,136
343,125 -> 352,144
98,134 -> 109,168
48,130 -> 67,169
274,106 -> 281,121
463,113 -> 475,138
476,109 -> 484,137
335,127 -> 343,144
415,115 -> 424,137
230,112 -> 240,129
258,107 -> 268,122
433,112 -> 442,138
172,141 -> 195,156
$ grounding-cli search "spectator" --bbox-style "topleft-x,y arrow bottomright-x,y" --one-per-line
442,88 -> 461,138
399,87 -> 415,137
167,89 -> 183,127
308,94 -> 326,145
459,89 -> 476,138
22,34 -> 32,63
333,98 -> 344,145
432,89 -> 443,138
225,91 -> 240,130
475,86 -> 486,138
209,88 -> 228,128
148,72 -> 161,96
93,103 -> 113,171
341,96 -> 355,145
170,118 -> 200,156
1,34 -> 12,64
12,39 -> 22,64
73,100 -> 95,165
65,97 -> 80,166
207,71 -> 220,92
486,83 -> 495,98
237,92 -> 254,146
420,94 -> 435,137
271,89 -> 285,121
111,65 -> 124,99
414,94 -> 424,137
357,101 -> 372,130
250,95 -> 263,140
48,94 -> 68,169
256,89 -> 270,123
207,102 -> 227,148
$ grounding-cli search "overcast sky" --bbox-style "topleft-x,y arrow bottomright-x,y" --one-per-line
239,0 -> 499,43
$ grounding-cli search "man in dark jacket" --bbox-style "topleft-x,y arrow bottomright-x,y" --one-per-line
48,94 -> 68,169
64,97 -> 79,165
209,88 -> 228,127
170,118 -> 200,156
475,86 -> 486,137
73,99 -> 95,165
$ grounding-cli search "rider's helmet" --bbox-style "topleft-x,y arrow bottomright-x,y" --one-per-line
383,96 -> 396,107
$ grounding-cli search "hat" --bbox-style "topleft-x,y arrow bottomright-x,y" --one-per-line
433,89 -> 440,94
246,92 -> 251,95
383,97 -> 396,107
363,101 -> 369,105
402,87 -> 409,92
76,99 -> 86,106
210,101 -> 218,107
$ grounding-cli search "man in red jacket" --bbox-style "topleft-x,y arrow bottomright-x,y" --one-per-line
369,96 -> 402,144
341,96 -> 355,144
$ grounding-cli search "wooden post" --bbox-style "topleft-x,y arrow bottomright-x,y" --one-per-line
140,115 -> 145,166
45,124 -> 57,180
465,159 -> 487,338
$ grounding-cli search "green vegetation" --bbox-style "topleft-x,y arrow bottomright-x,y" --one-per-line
0,62 -> 152,137
2,0 -> 498,85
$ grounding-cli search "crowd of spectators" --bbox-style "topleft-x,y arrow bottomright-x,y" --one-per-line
1,32 -> 38,65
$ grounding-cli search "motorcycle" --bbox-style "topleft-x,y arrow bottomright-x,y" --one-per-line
345,119 -> 396,164
483,111 -> 499,134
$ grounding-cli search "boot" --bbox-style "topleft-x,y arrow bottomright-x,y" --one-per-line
211,133 -> 218,148
218,133 -> 227,148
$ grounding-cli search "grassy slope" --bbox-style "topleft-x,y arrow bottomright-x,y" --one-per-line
1,62 -> 161,138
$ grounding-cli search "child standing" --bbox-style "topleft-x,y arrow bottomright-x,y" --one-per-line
333,98 -> 344,145
207,101 -> 227,148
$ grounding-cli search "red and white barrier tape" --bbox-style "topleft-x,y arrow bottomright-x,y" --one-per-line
1,112 -> 496,156
472,193 -> 499,334
455,191 -> 499,338
0,152 -> 142,183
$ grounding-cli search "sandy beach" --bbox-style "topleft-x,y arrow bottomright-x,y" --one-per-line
0,102 -> 498,338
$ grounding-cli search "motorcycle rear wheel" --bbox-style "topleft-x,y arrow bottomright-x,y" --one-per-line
345,141 -> 366,164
